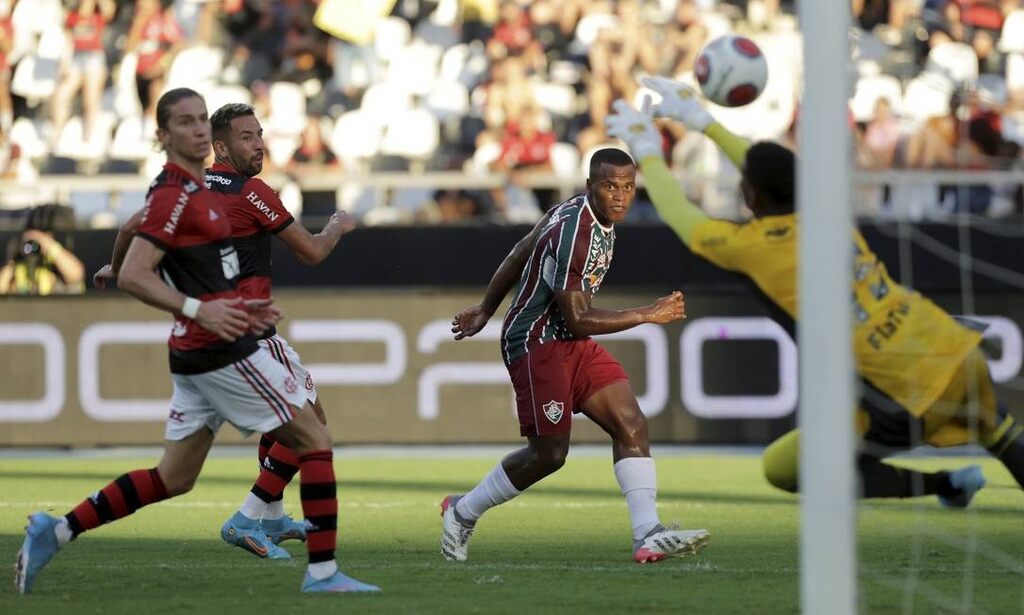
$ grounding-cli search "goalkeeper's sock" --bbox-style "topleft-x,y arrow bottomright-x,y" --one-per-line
857,455 -> 950,498
65,468 -> 169,537
614,457 -> 661,541
455,462 -> 521,524
985,416 -> 1024,488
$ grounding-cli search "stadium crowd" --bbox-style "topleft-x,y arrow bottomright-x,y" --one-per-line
0,0 -> 1020,225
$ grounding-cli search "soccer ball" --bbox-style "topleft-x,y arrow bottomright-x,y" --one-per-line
694,35 -> 768,107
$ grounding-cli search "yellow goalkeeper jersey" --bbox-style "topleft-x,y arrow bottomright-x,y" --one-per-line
690,214 -> 983,416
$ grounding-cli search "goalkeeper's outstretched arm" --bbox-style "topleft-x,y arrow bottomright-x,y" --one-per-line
705,122 -> 751,171
637,154 -> 707,247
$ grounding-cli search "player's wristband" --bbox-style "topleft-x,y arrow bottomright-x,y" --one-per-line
181,297 -> 202,319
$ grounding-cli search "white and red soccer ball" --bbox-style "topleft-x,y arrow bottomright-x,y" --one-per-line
694,35 -> 768,108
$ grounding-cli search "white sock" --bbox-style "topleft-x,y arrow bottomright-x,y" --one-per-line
614,457 -> 661,541
307,559 -> 338,580
455,461 -> 521,523
238,493 -> 268,521
54,517 -> 73,547
263,499 -> 285,521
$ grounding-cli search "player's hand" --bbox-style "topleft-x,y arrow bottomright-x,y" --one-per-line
452,304 -> 492,340
605,98 -> 662,160
194,298 -> 251,342
240,298 -> 283,335
93,264 -> 117,290
329,211 -> 357,236
643,291 -> 686,324
640,77 -> 714,132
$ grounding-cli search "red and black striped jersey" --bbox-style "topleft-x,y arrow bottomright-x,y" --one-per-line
500,194 -> 615,365
136,162 -> 257,375
205,163 -> 293,297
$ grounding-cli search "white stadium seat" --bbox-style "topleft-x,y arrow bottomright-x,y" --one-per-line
999,10 -> 1024,54
267,81 -> 307,136
385,42 -> 442,96
375,17 -> 411,63
108,116 -> 153,161
900,72 -> 953,125
332,110 -> 383,162
9,118 -> 48,159
850,74 -> 903,122
532,82 -> 576,117
425,81 -> 469,120
166,45 -> 224,91
549,142 -> 580,178
380,109 -> 439,160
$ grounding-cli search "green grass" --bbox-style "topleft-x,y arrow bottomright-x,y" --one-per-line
1,452 -> 1022,614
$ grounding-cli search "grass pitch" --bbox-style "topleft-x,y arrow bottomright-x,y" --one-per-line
1,450 -> 1022,614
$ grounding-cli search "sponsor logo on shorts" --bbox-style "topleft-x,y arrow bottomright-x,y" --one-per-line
168,409 -> 185,423
284,376 -> 298,395
305,374 -> 314,391
542,400 -> 564,424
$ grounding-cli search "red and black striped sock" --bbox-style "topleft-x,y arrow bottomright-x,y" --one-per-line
299,449 -> 337,564
257,434 -> 276,469
65,468 -> 169,537
252,442 -> 300,503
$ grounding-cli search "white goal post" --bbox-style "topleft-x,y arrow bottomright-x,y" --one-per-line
797,2 -> 857,614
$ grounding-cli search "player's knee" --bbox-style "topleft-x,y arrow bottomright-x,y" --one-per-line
162,473 -> 198,497
531,441 -> 569,473
615,411 -> 649,448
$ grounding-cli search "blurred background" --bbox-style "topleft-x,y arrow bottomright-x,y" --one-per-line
1,0 -> 1023,447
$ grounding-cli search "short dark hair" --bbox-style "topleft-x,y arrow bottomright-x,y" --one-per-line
588,147 -> 635,179
210,103 -> 256,140
156,88 -> 204,130
744,141 -> 795,207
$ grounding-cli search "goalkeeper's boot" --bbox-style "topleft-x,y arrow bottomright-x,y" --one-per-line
633,525 -> 710,563
261,514 -> 308,545
221,511 -> 290,559
302,570 -> 381,593
15,512 -> 62,594
440,495 -> 475,562
938,465 -> 986,509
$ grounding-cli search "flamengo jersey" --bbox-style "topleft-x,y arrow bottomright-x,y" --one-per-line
689,213 -> 983,416
135,162 -> 258,375
205,163 -> 293,338
501,194 -> 615,365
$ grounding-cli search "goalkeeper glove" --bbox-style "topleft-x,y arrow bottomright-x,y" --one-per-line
605,98 -> 662,161
641,76 -> 715,133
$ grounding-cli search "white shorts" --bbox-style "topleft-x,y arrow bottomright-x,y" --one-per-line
259,334 -> 318,404
165,347 -> 310,441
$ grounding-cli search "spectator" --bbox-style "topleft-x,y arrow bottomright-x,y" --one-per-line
418,188 -> 485,224
49,0 -> 116,150
863,97 -> 902,167
0,227 -> 84,295
487,0 -> 544,69
290,116 -> 338,170
126,0 -> 183,123
493,106 -> 555,173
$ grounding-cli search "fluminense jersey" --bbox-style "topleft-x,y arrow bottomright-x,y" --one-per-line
135,162 -> 257,375
501,194 -> 615,365
689,213 -> 983,416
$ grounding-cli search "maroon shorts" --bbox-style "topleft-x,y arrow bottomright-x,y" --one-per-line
506,339 -> 630,437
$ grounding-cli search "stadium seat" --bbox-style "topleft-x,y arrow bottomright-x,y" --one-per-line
9,118 -> 48,159
466,140 -> 501,174
899,73 -> 953,125
266,134 -> 299,168
112,53 -> 142,118
999,10 -> 1024,54
1008,53 -> 1024,94
380,109 -> 440,160
375,17 -> 412,64
204,85 -> 253,115
267,82 -> 307,136
439,43 -> 468,81
549,142 -> 580,178
572,13 -> 619,50
425,81 -> 470,121
331,110 -> 383,163
385,43 -> 442,96
850,74 -> 903,122
360,82 -> 414,124
532,83 -> 577,118
926,42 -> 978,87
166,45 -> 224,91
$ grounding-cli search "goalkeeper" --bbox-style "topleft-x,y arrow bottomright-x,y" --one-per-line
606,79 -> 1024,504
